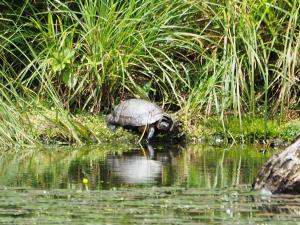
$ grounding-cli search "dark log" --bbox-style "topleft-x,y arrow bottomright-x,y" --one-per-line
253,135 -> 300,194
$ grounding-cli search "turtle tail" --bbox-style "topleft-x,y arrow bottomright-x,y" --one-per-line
106,114 -> 115,125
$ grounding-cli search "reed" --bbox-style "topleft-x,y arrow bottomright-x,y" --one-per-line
187,0 -> 300,134
0,0 -> 299,146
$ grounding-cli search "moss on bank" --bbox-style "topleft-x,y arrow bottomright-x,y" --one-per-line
22,108 -> 300,147
188,115 -> 300,145
26,109 -> 137,146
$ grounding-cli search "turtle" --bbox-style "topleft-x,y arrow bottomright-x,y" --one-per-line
106,99 -> 174,141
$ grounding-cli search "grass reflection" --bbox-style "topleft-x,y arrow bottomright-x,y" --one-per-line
163,144 -> 271,189
0,144 -> 271,190
0,144 -> 131,189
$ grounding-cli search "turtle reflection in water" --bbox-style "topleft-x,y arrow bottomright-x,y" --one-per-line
106,99 -> 175,141
105,146 -> 182,185
106,154 -> 162,184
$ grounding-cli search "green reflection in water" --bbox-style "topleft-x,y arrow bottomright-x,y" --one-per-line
0,144 -> 270,190
0,144 -> 130,189
1,144 -> 298,224
166,144 -> 270,189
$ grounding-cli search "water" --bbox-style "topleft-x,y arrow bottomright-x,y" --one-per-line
0,143 -> 300,224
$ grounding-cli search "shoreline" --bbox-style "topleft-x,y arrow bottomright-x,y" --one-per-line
9,108 -> 298,148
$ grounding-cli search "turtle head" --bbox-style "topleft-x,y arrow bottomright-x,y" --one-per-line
157,120 -> 170,130
157,115 -> 174,131
157,115 -> 186,142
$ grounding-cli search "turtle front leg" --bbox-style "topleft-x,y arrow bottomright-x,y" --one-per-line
146,126 -> 155,142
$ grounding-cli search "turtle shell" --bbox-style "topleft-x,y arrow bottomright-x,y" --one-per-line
109,99 -> 164,127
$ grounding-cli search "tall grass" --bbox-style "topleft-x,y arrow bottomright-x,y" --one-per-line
14,0 -> 200,110
0,0 -> 299,146
187,0 -> 300,132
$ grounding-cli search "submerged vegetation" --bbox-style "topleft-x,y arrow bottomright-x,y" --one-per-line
0,0 -> 299,146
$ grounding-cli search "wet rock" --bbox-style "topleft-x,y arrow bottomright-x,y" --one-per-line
268,138 -> 289,149
253,135 -> 300,194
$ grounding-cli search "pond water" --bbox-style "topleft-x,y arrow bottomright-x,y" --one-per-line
0,143 -> 300,224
